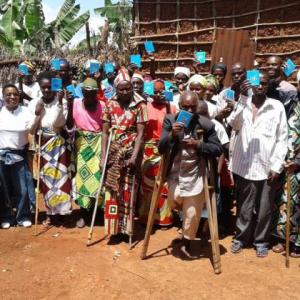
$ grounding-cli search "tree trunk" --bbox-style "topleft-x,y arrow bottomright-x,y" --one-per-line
85,22 -> 93,56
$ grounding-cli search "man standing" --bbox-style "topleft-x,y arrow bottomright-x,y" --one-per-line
158,91 -> 222,259
266,55 -> 298,118
229,71 -> 288,257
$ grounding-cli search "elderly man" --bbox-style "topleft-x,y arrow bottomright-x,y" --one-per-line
158,91 -> 222,258
229,71 -> 288,257
266,55 -> 298,119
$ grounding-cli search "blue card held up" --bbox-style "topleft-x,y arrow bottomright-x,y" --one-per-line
176,110 -> 193,128
246,70 -> 260,86
144,81 -> 154,96
144,41 -> 155,54
51,59 -> 61,71
225,89 -> 235,101
66,84 -> 76,97
104,63 -> 115,74
164,91 -> 173,102
18,64 -> 29,75
51,78 -> 62,92
195,51 -> 206,64
89,62 -> 100,74
284,59 -> 296,77
164,81 -> 173,92
130,54 -> 142,68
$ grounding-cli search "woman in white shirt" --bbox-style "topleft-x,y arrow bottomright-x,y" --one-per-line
0,84 -> 35,229
29,71 -> 72,227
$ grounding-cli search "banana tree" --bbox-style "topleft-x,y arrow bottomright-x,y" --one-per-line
46,0 -> 90,49
94,0 -> 132,52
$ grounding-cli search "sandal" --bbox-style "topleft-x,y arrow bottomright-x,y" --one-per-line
272,243 -> 285,253
256,246 -> 268,258
290,246 -> 300,258
231,241 -> 243,253
42,216 -> 52,228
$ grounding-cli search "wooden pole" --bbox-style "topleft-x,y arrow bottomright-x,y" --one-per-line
85,22 -> 93,56
140,152 -> 170,259
285,174 -> 291,268
34,131 -> 42,236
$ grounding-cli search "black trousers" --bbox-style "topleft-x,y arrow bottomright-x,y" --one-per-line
234,175 -> 276,247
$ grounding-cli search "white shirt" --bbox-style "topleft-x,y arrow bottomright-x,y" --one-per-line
22,82 -> 42,101
212,119 -> 229,146
28,97 -> 68,133
228,95 -> 288,181
168,134 -> 205,197
0,106 -> 32,149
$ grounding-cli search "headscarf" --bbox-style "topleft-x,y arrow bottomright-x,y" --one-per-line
84,59 -> 100,71
297,70 -> 300,82
174,67 -> 191,78
132,71 -> 144,82
114,68 -> 131,87
205,74 -> 219,90
187,74 -> 207,90
20,60 -> 35,72
211,62 -> 227,76
82,78 -> 98,90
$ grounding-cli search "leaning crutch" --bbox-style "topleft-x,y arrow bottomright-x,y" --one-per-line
285,174 -> 292,268
34,130 -> 42,236
140,151 -> 170,259
128,174 -> 136,249
87,128 -> 114,246
198,129 -> 221,274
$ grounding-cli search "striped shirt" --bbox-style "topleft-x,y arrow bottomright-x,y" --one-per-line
228,95 -> 288,181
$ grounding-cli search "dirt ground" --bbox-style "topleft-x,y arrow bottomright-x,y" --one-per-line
0,205 -> 299,300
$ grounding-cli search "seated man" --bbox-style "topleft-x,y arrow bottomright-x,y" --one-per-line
158,91 -> 222,258
228,71 -> 288,257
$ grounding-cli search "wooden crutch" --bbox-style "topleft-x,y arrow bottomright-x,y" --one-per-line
34,130 -> 42,236
87,128 -> 114,246
198,129 -> 221,274
285,174 -> 292,268
140,151 -> 170,259
128,174 -> 136,249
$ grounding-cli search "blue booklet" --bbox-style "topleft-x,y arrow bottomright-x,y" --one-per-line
284,59 -> 296,77
164,80 -> 173,92
246,70 -> 260,86
130,54 -> 142,68
104,63 -> 115,74
66,84 -> 76,97
144,41 -> 155,54
18,64 -> 29,75
164,91 -> 173,102
195,51 -> 206,64
51,59 -> 61,71
176,110 -> 193,128
144,81 -> 154,95
225,89 -> 235,101
51,78 -> 62,92
89,62 -> 100,74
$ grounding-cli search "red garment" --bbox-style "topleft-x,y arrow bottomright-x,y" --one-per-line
97,88 -> 107,103
145,102 -> 176,141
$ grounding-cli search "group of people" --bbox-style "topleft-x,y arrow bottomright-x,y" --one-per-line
0,55 -> 300,260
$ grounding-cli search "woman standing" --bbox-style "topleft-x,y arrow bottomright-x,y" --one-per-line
29,71 -> 72,227
0,84 -> 35,228
138,80 -> 176,226
101,69 -> 148,240
68,78 -> 103,228
272,102 -> 300,257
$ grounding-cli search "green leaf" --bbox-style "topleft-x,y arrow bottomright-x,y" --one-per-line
56,0 -> 75,25
24,0 -> 45,36
58,10 -> 90,46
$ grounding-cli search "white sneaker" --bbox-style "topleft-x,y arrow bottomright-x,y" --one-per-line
1,222 -> 10,229
20,220 -> 32,228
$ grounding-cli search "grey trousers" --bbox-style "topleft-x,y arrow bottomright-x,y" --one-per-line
234,175 -> 276,247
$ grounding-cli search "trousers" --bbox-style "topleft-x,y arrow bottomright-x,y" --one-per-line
168,184 -> 206,240
234,175 -> 276,247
